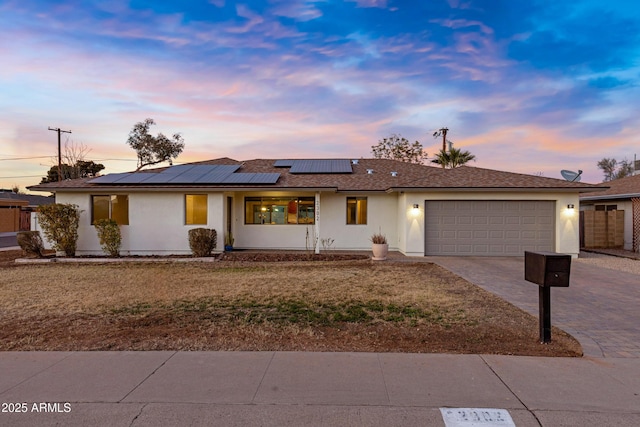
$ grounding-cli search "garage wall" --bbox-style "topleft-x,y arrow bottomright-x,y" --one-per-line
399,192 -> 580,257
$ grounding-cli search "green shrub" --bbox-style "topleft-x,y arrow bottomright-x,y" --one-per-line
16,231 -> 45,258
94,218 -> 122,257
36,203 -> 81,256
188,228 -> 217,257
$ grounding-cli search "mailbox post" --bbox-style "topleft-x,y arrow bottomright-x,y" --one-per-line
524,251 -> 571,343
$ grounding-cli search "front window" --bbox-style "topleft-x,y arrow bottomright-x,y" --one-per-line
346,197 -> 367,224
245,197 -> 315,224
91,195 -> 129,225
185,194 -> 208,225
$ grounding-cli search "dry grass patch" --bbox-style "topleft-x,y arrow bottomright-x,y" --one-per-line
0,258 -> 582,356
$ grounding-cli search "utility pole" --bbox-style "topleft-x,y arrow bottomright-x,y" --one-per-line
48,127 -> 72,182
433,127 -> 449,152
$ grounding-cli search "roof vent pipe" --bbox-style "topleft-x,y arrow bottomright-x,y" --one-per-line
366,169 -> 374,174
352,159 -> 359,165
391,171 -> 398,177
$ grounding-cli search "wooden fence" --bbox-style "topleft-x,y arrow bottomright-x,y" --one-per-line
580,210 -> 624,248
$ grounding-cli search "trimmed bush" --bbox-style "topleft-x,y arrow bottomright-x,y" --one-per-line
94,218 -> 122,257
188,228 -> 217,257
16,231 -> 45,258
36,203 -> 81,256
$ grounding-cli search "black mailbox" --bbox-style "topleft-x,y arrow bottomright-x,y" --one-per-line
524,251 -> 571,287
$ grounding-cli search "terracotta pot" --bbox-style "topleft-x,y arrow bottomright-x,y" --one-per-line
371,243 -> 388,261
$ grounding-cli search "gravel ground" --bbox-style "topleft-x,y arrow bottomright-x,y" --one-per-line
576,251 -> 640,275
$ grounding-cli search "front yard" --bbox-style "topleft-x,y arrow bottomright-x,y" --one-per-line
0,251 -> 581,356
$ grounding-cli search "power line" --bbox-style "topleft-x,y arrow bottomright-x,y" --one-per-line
0,156 -> 52,161
0,175 -> 43,179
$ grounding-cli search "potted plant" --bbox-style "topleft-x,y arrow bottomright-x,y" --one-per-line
224,231 -> 235,252
370,232 -> 388,261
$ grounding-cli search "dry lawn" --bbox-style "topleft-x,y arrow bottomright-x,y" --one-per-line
0,251 -> 581,356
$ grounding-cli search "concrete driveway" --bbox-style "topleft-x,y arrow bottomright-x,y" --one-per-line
429,255 -> 640,358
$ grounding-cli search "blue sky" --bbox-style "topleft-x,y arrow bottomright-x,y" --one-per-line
1,0 -> 639,190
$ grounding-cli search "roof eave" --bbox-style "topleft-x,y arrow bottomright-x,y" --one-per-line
580,193 -> 640,201
387,186 -> 603,193
35,185 -> 341,193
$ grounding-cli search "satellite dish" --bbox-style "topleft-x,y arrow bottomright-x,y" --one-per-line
561,169 -> 583,182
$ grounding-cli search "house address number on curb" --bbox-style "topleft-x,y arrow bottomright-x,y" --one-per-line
440,408 -> 515,427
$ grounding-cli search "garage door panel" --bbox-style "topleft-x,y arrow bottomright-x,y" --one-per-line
473,217 -> 488,225
456,217 -> 471,225
505,216 -> 520,224
489,216 -> 505,225
425,200 -> 555,256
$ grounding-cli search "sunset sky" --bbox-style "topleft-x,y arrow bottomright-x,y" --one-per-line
1,0 -> 639,191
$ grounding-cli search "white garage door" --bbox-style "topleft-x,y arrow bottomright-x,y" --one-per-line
425,200 -> 555,256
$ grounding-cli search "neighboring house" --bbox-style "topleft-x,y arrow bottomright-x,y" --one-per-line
580,174 -> 640,252
0,190 -> 54,232
28,158 -> 603,257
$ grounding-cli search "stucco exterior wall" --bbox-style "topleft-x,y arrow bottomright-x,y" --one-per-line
230,191 -> 398,251
50,189 -> 581,257
316,192 -> 398,251
55,191 -> 225,255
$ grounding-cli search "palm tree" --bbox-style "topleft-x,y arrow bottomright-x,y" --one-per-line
431,147 -> 476,169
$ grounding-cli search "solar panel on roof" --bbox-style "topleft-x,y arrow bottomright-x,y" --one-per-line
90,172 -> 164,184
89,174 -> 126,184
89,164 -> 279,185
160,164 -> 195,175
194,165 -> 241,183
289,159 -> 352,174
164,165 -> 222,183
114,173 -> 154,184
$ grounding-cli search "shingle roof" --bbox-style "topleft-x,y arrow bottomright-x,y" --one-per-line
580,173 -> 640,200
28,158 -> 604,193
0,192 -> 54,206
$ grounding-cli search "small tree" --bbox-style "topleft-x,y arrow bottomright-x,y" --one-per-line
36,203 -> 81,256
431,147 -> 476,169
94,218 -> 122,257
40,140 -> 105,183
127,118 -> 185,171
371,134 -> 427,164
41,161 -> 105,183
597,157 -> 633,182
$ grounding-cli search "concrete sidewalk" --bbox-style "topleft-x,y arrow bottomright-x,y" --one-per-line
1,351 -> 639,426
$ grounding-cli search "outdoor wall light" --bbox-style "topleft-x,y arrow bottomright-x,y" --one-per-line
567,204 -> 575,209
413,204 -> 420,209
